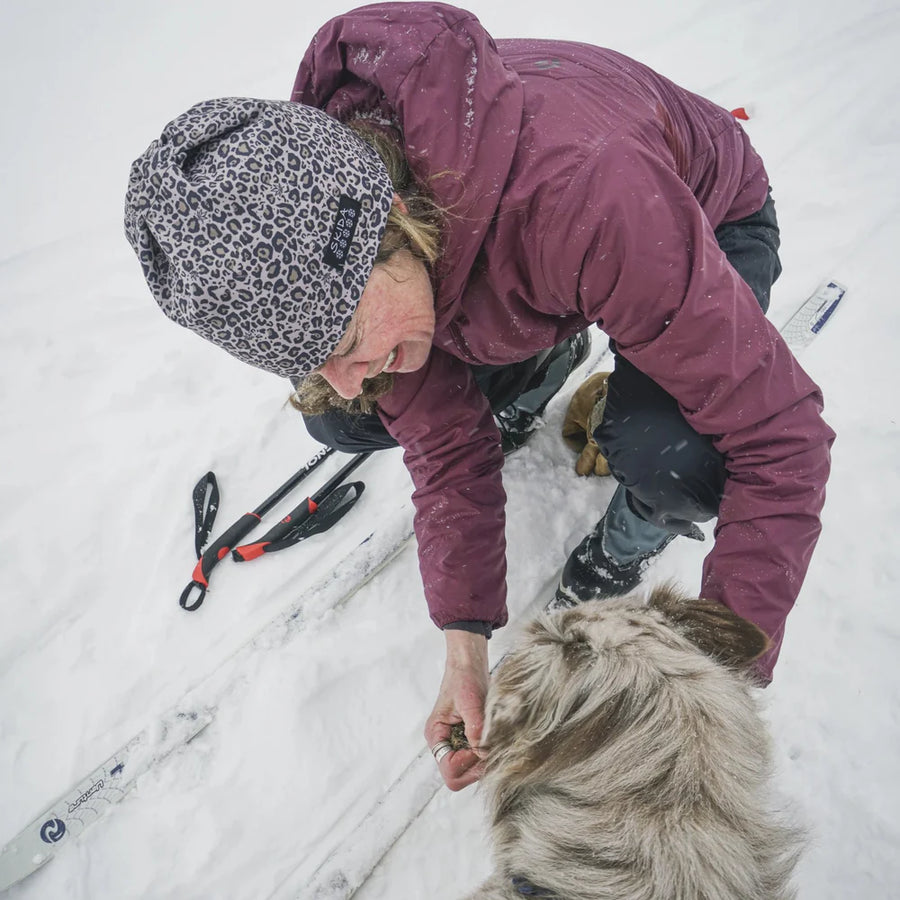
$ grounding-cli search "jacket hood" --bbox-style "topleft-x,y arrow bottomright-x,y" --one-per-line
292,2 -> 524,332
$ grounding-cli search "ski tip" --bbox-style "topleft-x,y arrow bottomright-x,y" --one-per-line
782,279 -> 848,352
810,280 -> 847,334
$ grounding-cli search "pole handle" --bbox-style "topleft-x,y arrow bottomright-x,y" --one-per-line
231,482 -> 365,560
179,512 -> 260,610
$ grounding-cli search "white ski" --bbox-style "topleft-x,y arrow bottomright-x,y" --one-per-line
0,709 -> 212,892
781,279 -> 847,351
0,511 -> 415,893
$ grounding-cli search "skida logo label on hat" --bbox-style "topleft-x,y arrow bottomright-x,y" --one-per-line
323,195 -> 362,269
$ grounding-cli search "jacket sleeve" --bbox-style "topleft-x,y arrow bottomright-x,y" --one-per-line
376,347 -> 509,630
541,124 -> 834,680
293,3 -> 518,629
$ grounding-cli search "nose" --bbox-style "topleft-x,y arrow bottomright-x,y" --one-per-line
318,356 -> 366,400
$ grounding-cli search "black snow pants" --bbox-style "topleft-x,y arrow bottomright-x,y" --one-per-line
595,190 -> 782,533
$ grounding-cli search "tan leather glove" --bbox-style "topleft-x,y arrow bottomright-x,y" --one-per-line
561,372 -> 612,476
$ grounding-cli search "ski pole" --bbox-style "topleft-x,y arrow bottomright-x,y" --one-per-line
232,452 -> 370,561
179,446 -> 342,611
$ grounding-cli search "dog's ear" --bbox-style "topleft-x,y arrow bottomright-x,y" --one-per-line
483,613 -> 627,782
648,585 -> 770,668
483,613 -> 596,753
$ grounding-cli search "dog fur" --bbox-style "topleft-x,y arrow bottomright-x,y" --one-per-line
464,586 -> 802,900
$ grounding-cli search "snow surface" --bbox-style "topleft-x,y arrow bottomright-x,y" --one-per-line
1,0 -> 898,897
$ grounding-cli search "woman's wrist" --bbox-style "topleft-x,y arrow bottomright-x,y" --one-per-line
443,627 -> 489,667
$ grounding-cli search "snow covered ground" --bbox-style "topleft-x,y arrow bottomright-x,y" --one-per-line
1,0 -> 898,897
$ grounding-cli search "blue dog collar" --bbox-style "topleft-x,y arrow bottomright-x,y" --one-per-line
511,875 -> 555,897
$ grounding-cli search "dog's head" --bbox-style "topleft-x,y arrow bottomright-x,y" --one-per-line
481,585 -> 769,783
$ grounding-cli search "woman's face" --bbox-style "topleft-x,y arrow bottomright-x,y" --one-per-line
317,249 -> 435,400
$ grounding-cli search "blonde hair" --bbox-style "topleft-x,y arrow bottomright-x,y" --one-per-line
349,119 -> 444,268
288,120 -> 445,416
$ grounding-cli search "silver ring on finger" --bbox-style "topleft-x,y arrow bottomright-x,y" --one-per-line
431,741 -> 452,765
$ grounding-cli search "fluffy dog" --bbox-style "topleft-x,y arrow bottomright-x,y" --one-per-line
465,586 -> 802,900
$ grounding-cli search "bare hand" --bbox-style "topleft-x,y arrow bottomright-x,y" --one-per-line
424,630 -> 489,791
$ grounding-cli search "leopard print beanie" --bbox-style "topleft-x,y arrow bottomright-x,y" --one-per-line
124,98 -> 394,377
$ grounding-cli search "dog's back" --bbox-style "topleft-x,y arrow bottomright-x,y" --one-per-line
467,587 -> 802,900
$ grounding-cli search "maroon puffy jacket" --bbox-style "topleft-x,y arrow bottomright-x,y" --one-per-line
293,2 -> 834,680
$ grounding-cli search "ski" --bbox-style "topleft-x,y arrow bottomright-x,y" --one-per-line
270,278 -> 849,900
0,709 -> 212,892
781,279 -> 847,352
0,509 -> 416,893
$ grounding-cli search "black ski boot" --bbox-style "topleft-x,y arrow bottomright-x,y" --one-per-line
496,330 -> 591,454
553,484 -> 702,608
